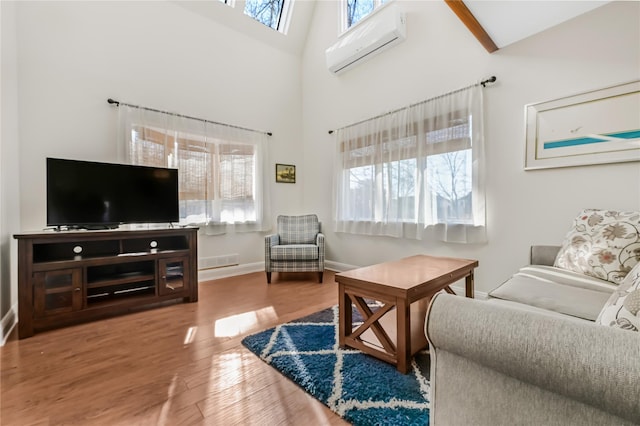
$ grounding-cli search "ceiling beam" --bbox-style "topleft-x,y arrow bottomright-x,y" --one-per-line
444,0 -> 499,53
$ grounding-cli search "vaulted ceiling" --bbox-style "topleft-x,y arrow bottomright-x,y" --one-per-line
447,0 -> 611,52
175,0 -> 612,56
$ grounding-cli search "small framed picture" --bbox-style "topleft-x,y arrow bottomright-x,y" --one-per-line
275,163 -> 296,183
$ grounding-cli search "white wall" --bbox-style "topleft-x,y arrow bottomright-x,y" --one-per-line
1,1 -> 21,342
14,1 -> 305,266
9,0 -> 640,299
302,1 -> 640,292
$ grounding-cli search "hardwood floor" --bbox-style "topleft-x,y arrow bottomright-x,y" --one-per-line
1,271 -> 349,425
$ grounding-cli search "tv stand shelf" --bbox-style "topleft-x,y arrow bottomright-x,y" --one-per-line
86,272 -> 156,288
14,227 -> 198,338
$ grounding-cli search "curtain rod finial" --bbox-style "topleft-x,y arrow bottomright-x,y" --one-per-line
328,130 -> 334,135
107,98 -> 120,106
481,76 -> 497,87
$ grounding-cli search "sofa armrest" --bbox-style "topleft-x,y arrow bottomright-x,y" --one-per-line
265,234 -> 279,247
425,294 -> 640,424
264,234 -> 279,269
530,245 -> 561,266
316,233 -> 325,267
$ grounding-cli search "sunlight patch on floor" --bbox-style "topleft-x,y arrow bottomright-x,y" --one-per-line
200,351 -> 265,412
214,306 -> 277,337
155,373 -> 180,426
183,326 -> 197,345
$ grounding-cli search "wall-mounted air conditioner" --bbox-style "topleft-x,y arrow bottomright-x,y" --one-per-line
325,2 -> 406,75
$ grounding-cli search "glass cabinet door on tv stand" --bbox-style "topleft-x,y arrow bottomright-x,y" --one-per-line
158,256 -> 189,296
33,268 -> 83,316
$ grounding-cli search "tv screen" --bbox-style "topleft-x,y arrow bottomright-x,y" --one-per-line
47,158 -> 179,228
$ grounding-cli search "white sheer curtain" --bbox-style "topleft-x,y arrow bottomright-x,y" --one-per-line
333,84 -> 486,243
117,106 -> 270,235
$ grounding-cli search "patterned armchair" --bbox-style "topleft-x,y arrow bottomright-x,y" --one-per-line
265,214 -> 325,283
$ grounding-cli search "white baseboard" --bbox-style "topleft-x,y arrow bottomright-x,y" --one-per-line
325,260 -> 358,272
198,261 -> 264,282
1,303 -> 17,346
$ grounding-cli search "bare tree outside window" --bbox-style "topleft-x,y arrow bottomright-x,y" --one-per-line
383,159 -> 416,221
427,150 -> 472,224
345,0 -> 389,28
245,0 -> 285,30
348,165 -> 374,220
342,127 -> 472,225
346,0 -> 374,27
334,85 -> 485,242
346,159 -> 417,222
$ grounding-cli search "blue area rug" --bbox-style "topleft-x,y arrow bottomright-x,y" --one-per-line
241,305 -> 430,425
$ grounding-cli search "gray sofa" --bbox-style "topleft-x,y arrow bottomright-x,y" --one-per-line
424,245 -> 640,425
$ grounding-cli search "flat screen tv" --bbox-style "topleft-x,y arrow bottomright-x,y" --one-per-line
47,158 -> 179,229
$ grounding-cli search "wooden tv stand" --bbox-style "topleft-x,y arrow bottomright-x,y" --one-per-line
14,227 -> 198,339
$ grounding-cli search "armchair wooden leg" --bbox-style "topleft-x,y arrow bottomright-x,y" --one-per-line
266,272 -> 271,284
318,272 -> 323,283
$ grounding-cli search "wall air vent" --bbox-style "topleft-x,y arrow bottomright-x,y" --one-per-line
199,254 -> 239,269
326,2 -> 407,75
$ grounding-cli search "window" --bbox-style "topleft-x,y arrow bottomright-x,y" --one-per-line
344,0 -> 390,30
334,85 -> 486,243
244,0 -> 290,32
425,122 -> 474,225
119,107 -> 270,234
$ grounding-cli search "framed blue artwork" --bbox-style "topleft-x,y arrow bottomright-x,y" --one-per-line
524,80 -> 640,170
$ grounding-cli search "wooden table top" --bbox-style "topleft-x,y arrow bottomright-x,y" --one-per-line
335,254 -> 478,298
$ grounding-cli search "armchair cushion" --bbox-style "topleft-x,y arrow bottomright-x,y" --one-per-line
270,244 -> 319,261
278,214 -> 320,245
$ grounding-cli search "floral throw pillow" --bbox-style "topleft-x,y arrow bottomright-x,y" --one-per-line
596,263 -> 640,332
554,209 -> 640,285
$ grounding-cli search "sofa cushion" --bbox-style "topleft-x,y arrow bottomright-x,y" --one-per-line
595,263 -> 640,332
553,209 -> 640,285
485,298 -> 591,324
489,266 -> 615,321
516,265 -> 617,293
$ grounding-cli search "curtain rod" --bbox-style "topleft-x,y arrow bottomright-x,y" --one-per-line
327,76 -> 497,135
107,98 -> 273,137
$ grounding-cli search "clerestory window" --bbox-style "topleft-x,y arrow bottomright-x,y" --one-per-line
343,0 -> 390,31
244,0 -> 291,33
